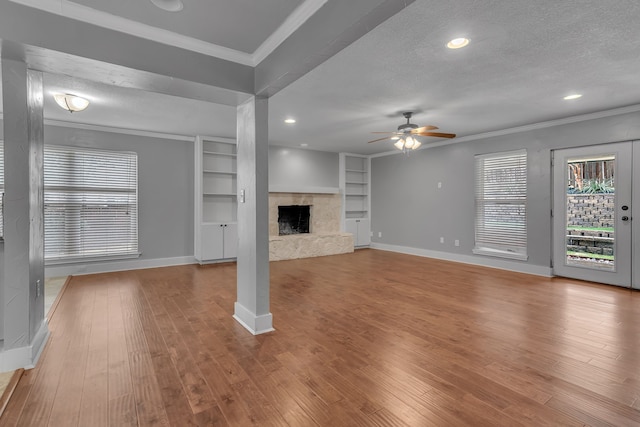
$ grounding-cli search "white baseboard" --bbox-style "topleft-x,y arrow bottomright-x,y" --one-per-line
233,302 -> 274,335
45,256 -> 197,277
0,320 -> 50,371
370,243 -> 553,277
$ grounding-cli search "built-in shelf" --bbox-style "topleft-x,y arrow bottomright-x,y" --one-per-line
195,136 -> 238,263
203,170 -> 237,175
340,153 -> 371,247
203,150 -> 237,157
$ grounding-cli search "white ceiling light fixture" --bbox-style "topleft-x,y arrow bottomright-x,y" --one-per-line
284,118 -> 296,124
447,37 -> 470,49
393,135 -> 422,152
563,94 -> 583,100
53,94 -> 90,113
367,112 -> 455,153
150,0 -> 184,12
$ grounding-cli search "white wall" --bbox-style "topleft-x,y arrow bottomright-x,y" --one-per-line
370,110 -> 640,275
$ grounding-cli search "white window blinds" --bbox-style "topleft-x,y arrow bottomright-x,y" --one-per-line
44,145 -> 138,262
473,149 -> 527,260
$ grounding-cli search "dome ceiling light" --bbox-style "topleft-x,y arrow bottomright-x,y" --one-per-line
53,94 -> 90,113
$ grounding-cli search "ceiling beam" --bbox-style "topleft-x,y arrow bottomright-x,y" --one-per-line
0,1 -> 254,106
255,0 -> 416,97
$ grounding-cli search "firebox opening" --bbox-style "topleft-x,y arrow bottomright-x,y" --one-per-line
278,205 -> 310,235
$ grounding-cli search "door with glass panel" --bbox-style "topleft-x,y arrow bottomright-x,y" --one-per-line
552,142 -> 633,287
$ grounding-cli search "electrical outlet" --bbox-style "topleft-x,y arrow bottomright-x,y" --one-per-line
440,237 -> 444,244
378,231 -> 382,238
437,182 -> 442,189
455,239 -> 460,247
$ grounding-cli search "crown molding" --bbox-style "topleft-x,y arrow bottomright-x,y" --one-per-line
43,116 -> 195,141
9,0 -> 325,67
10,0 -> 254,65
369,103 -> 640,158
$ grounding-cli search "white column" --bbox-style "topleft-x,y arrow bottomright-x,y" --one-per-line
1,58 -> 48,370
233,96 -> 273,334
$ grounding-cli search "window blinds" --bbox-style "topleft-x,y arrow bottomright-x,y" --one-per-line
473,149 -> 527,260
44,145 -> 138,262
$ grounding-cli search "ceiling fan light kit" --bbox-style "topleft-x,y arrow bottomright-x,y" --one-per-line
367,111 -> 455,152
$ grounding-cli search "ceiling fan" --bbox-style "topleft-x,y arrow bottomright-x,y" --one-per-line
367,112 -> 456,151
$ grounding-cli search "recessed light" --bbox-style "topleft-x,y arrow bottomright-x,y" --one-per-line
284,118 -> 296,124
447,38 -> 470,49
150,0 -> 184,12
563,94 -> 583,100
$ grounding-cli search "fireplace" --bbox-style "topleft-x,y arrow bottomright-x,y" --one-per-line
278,205 -> 310,235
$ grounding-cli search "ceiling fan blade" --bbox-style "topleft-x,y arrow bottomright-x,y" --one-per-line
411,125 -> 439,133
415,132 -> 456,139
367,136 -> 394,143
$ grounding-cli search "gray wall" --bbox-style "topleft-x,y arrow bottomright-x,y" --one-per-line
269,145 -> 339,188
44,125 -> 194,263
2,122 -> 339,275
371,110 -> 640,270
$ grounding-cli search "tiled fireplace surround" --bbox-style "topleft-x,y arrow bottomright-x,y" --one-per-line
268,193 -> 354,261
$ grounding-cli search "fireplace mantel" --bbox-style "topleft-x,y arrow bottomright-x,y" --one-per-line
269,185 -> 340,194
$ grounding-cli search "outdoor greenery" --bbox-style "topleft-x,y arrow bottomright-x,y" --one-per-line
567,179 -> 614,194
567,225 -> 614,233
566,251 -> 614,261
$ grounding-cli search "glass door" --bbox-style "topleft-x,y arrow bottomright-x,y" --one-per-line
552,142 -> 632,287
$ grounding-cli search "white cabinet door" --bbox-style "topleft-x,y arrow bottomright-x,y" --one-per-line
200,223 -> 224,261
357,218 -> 371,246
345,219 -> 358,243
345,218 -> 370,247
223,223 -> 238,259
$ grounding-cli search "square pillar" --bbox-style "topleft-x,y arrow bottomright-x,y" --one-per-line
1,57 -> 48,370
233,96 -> 273,334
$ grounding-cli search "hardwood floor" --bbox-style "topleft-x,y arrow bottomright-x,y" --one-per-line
2,249 -> 639,426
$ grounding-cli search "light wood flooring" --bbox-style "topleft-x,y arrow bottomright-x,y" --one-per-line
2,249 -> 639,426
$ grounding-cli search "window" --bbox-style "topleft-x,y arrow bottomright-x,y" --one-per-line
44,145 -> 138,263
473,149 -> 527,260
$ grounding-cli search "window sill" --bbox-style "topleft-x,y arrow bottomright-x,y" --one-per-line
473,247 -> 528,261
45,252 -> 141,265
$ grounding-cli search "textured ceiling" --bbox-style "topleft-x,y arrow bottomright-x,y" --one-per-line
268,0 -> 640,154
4,0 -> 640,155
68,0 -> 304,54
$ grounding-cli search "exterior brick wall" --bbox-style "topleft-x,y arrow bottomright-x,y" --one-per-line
566,194 -> 614,228
566,194 -> 614,256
